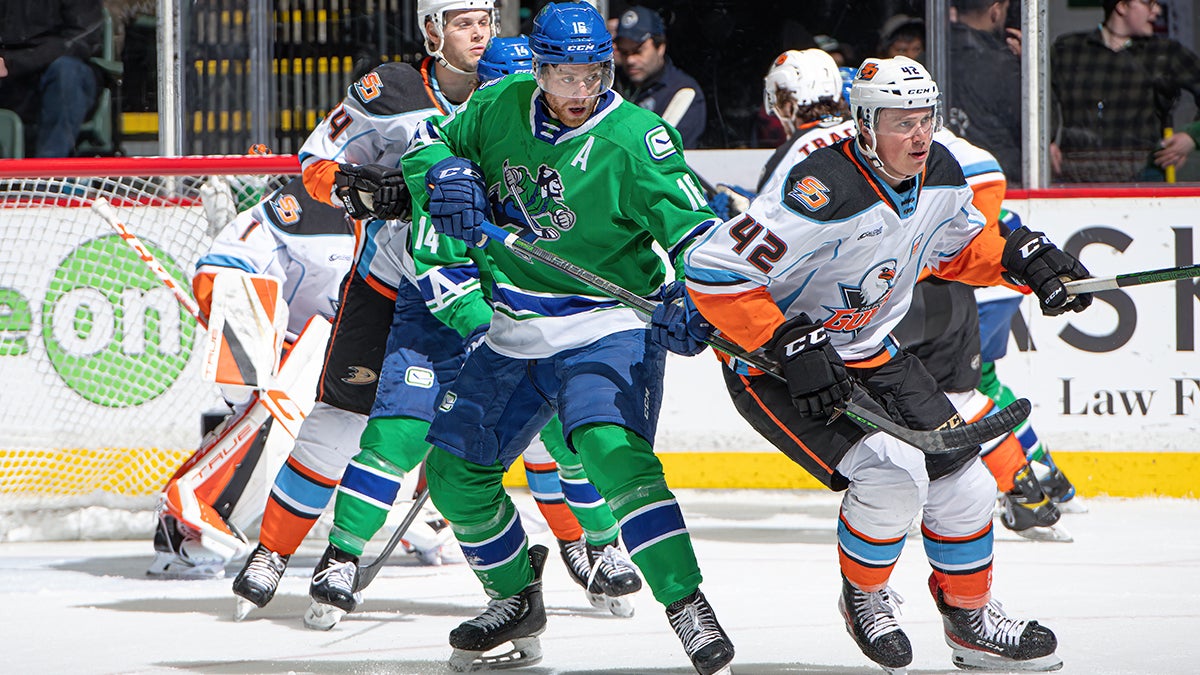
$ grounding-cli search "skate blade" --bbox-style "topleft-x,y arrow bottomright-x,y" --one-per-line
1015,523 -> 1073,543
304,601 -> 345,631
448,636 -> 543,672
951,650 -> 1063,671
233,597 -> 257,622
881,667 -> 907,675
146,553 -> 226,580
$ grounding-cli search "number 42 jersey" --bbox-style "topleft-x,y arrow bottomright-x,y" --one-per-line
684,137 -> 1009,364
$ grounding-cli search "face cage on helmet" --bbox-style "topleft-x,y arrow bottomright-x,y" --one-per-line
534,58 -> 615,100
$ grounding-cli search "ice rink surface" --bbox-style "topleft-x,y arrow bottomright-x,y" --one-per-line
3,489 -> 1198,675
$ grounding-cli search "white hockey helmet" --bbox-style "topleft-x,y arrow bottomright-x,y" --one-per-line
763,49 -> 844,117
849,56 -> 941,172
417,0 -> 498,74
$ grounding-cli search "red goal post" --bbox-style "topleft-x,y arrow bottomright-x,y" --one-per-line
0,156 -> 301,540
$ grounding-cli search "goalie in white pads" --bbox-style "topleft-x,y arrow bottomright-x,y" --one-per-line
685,56 -> 1090,673
148,176 -> 354,579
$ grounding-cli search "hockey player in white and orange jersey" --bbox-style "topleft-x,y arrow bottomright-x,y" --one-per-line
148,176 -> 354,579
758,48 -> 1071,543
684,56 -> 1090,673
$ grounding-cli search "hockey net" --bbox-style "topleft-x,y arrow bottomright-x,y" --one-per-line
0,156 -> 300,540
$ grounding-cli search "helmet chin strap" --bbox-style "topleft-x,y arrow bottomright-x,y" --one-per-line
436,53 -> 476,76
857,133 -> 917,184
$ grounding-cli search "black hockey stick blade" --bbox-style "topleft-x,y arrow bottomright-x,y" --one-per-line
354,487 -> 430,592
837,398 -> 1032,454
476,221 -> 1028,455
1064,263 -> 1200,295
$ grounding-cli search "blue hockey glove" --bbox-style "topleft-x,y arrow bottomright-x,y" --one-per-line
650,281 -> 712,356
426,157 -> 490,247
1001,226 -> 1092,317
707,192 -> 732,220
767,313 -> 852,417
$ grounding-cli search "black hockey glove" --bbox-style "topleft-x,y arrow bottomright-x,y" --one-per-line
333,163 -> 411,220
767,313 -> 853,418
1001,226 -> 1092,317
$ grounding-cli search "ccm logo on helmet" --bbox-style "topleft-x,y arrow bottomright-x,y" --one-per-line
906,87 -> 934,95
566,43 -> 597,51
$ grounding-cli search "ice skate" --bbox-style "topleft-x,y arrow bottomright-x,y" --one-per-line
1000,466 -> 1071,543
665,589 -> 735,675
1031,458 -> 1086,513
838,576 -> 912,673
558,537 -> 642,617
447,544 -> 548,672
147,514 -> 228,580
930,574 -> 1062,671
305,544 -> 362,630
231,543 -> 289,621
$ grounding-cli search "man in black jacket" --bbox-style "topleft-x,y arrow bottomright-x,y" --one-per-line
0,0 -> 102,157
946,0 -> 1023,185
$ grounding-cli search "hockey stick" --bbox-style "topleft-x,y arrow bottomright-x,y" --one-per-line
91,197 -> 306,438
1063,263 -> 1200,295
354,486 -> 430,592
476,220 -> 1027,453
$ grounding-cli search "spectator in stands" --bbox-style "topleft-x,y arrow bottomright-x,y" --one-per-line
613,5 -> 706,148
877,14 -> 925,61
1052,0 -> 1200,182
814,34 -> 856,67
947,0 -> 1024,185
0,0 -> 103,157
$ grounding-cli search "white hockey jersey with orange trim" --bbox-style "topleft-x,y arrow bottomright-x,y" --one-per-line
684,138 -> 1008,363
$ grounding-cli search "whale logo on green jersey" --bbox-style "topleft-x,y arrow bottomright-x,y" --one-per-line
496,160 -> 578,241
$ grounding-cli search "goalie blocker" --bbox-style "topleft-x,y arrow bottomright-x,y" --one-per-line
149,274 -> 331,579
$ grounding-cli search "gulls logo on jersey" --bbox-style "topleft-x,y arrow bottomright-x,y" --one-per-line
822,260 -> 897,334
492,160 -> 578,242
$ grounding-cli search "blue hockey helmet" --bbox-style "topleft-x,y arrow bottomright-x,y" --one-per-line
477,36 -> 534,84
529,3 -> 614,99
529,2 -> 613,64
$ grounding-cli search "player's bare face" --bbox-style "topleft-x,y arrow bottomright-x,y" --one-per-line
435,9 -> 491,71
540,63 -> 608,127
873,107 -> 935,182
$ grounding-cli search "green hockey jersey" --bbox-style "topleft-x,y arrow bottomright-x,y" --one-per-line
403,74 -> 717,358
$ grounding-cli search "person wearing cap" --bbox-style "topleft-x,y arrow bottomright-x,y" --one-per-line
877,13 -> 925,60
947,0 -> 1024,185
613,5 -> 706,148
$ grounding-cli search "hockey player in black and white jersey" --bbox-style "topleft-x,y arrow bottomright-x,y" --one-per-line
758,48 -> 1071,543
229,0 -> 498,621
148,176 -> 354,580
685,56 -> 1091,673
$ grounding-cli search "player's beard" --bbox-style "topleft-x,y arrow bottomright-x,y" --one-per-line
543,93 -> 599,128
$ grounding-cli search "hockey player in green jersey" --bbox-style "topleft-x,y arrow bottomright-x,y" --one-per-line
401,3 -> 734,673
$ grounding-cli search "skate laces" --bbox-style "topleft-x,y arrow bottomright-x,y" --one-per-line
972,600 -> 1028,646
561,538 -> 591,582
668,593 -> 724,655
587,544 -> 635,589
312,557 -> 356,593
467,594 -> 524,631
243,547 -> 286,588
850,586 -> 905,642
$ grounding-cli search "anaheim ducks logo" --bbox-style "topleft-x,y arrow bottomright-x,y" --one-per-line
821,260 -> 897,335
341,366 -> 378,385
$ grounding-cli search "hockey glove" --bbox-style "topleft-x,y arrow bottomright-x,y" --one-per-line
767,313 -> 852,417
426,156 -> 490,247
650,281 -> 712,356
1001,226 -> 1092,316
333,164 -> 412,221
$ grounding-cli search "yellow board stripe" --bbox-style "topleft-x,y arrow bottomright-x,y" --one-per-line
0,450 -> 1195,500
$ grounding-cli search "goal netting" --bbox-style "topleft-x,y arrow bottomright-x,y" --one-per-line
0,156 -> 300,540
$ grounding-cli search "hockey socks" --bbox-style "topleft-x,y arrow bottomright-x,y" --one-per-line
328,415 -> 430,556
